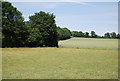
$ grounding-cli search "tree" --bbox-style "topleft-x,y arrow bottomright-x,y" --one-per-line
91,31 -> 97,38
104,32 -> 110,38
72,31 -> 78,37
79,31 -> 83,37
24,22 -> 43,47
72,31 -> 83,37
0,1 -> 1,47
84,32 -> 89,37
57,27 -> 71,40
111,32 -> 116,38
62,27 -> 72,39
117,33 -> 120,39
2,1 -> 29,47
29,11 -> 58,47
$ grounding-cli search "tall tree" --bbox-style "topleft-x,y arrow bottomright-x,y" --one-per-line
91,31 -> 96,38
2,1 -> 29,47
0,1 -> 2,47
104,32 -> 110,38
117,33 -> 120,39
29,11 -> 58,47
62,27 -> 71,39
111,32 -> 116,38
24,22 -> 42,47
79,31 -> 83,37
84,32 -> 89,37
57,27 -> 71,40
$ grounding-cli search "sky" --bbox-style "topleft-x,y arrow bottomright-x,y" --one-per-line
11,2 -> 118,36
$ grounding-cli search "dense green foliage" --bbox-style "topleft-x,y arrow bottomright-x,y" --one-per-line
2,1 -> 29,47
72,31 -> 83,37
0,1 -> 2,47
72,31 -> 91,37
104,32 -> 111,38
2,1 -> 59,47
57,27 -> 71,40
72,31 -> 120,39
72,31 -> 97,38
26,11 -> 58,47
91,31 -> 97,38
104,32 -> 119,38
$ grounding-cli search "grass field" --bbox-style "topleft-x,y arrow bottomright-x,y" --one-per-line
0,48 -> 2,80
59,37 -> 118,50
2,38 -> 118,79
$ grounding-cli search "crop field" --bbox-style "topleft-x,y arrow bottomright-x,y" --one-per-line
2,38 -> 118,79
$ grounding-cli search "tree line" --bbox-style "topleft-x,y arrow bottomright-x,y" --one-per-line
72,31 -> 120,38
2,1 -> 119,47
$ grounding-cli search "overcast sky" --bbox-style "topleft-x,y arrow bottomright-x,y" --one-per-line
11,2 -> 118,36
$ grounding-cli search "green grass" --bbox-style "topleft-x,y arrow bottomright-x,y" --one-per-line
2,38 -> 118,79
0,48 -> 2,80
3,47 -> 118,79
59,37 -> 118,50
